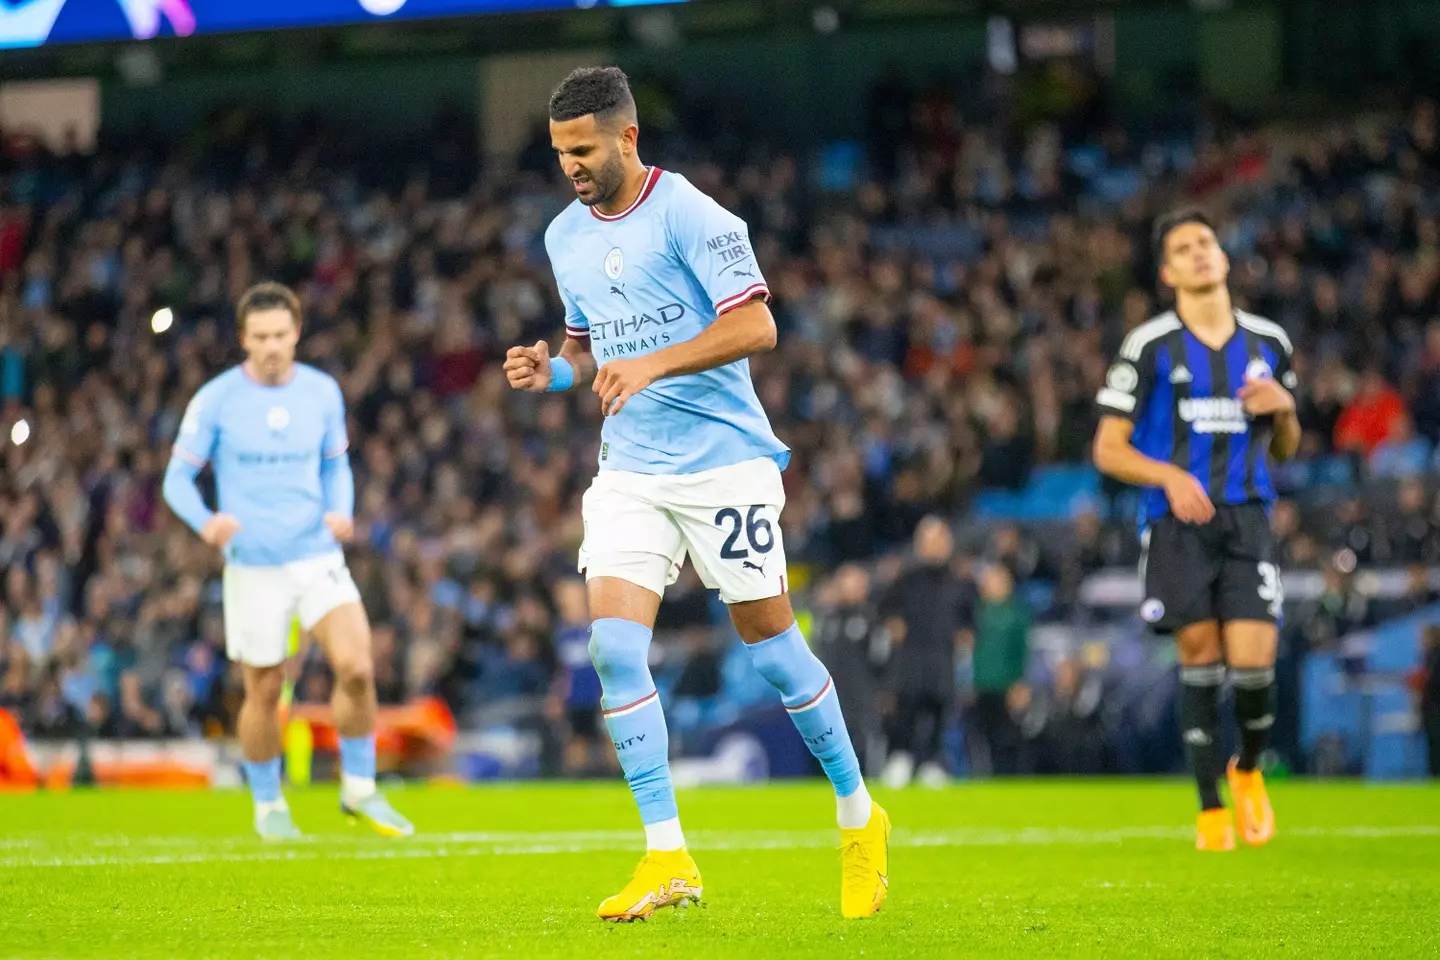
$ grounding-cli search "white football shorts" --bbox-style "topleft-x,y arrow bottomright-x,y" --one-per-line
222,551 -> 361,667
579,457 -> 789,605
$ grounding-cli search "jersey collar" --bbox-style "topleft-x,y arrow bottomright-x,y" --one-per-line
590,167 -> 663,222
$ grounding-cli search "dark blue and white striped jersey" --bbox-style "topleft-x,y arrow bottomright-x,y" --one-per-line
1097,310 -> 1296,524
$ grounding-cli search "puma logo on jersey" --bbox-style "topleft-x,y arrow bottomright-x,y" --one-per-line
742,558 -> 768,575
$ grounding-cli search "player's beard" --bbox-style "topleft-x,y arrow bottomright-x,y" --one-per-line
579,152 -> 628,208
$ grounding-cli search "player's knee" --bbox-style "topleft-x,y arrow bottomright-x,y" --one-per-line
333,653 -> 374,694
587,618 -> 652,695
731,597 -> 797,645
244,667 -> 285,708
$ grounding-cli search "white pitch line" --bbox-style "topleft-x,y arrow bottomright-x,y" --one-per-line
2,825 -> 1436,869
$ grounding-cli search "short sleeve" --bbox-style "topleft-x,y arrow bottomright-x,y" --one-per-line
1096,347 -> 1155,422
667,188 -> 771,316
323,378 -> 349,459
173,385 -> 219,467
544,222 -> 589,340
557,280 -> 589,340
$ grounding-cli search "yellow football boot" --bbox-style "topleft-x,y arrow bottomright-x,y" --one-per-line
596,848 -> 703,922
840,802 -> 891,919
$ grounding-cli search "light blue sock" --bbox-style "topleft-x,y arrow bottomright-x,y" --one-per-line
339,736 -> 377,780
591,617 -> 677,825
746,623 -> 863,798
243,758 -> 282,805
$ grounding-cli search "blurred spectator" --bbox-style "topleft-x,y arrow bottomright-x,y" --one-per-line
880,517 -> 969,788
114,670 -> 164,739
1335,365 -> 1407,457
1293,553 -> 1374,652
1422,625 -> 1440,778
1412,321 -> 1440,443
1329,500 -> 1380,565
28,667 -> 82,739
969,563 -> 1030,776
1389,479 -> 1438,565
812,564 -> 889,775
1029,655 -> 1106,775
0,645 -> 31,717
160,669 -> 199,738
1369,415 -> 1431,478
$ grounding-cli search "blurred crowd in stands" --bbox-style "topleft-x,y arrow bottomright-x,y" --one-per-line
1,69 -> 1439,779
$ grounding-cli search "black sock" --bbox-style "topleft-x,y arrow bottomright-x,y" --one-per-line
1231,666 -> 1276,772
1179,662 -> 1225,811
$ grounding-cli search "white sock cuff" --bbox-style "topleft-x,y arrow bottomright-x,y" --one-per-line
836,781 -> 873,829
644,817 -> 686,852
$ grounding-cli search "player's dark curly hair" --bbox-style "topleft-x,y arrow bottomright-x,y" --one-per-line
548,66 -> 636,126
1152,207 -> 1218,263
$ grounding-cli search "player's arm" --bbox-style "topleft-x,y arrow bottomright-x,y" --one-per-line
622,298 -> 776,379
1237,342 -> 1301,463
593,300 -> 774,416
320,378 -> 356,542
506,265 -> 598,393
593,190 -> 775,415
162,387 -> 241,547
1092,349 -> 1215,524
505,334 -> 597,393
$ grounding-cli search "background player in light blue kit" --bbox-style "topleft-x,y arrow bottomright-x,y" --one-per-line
505,67 -> 890,922
162,282 -> 413,841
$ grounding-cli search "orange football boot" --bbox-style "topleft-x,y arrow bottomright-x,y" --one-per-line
1227,757 -> 1276,846
1196,807 -> 1236,851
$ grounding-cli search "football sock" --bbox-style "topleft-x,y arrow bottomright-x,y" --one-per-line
643,817 -> 686,852
746,623 -> 870,828
1231,666 -> 1277,772
243,757 -> 283,808
1179,662 -> 1225,811
591,617 -> 681,836
339,735 -> 378,804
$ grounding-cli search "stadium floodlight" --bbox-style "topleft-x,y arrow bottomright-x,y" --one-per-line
10,418 -> 30,446
152,307 -> 175,334
358,0 -> 408,14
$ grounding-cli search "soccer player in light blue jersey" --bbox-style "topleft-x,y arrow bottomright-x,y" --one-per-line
162,282 -> 412,841
505,67 -> 890,921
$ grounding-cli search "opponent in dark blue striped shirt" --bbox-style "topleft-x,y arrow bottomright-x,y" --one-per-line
1093,209 -> 1300,851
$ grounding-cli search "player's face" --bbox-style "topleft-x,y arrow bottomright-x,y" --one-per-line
550,114 -> 632,207
1160,222 -> 1230,294
240,307 -> 299,384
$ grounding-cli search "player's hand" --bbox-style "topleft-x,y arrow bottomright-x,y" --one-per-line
1162,468 -> 1215,525
593,357 -> 659,417
201,513 -> 243,548
1237,377 -> 1296,417
504,340 -> 552,393
324,513 -> 355,543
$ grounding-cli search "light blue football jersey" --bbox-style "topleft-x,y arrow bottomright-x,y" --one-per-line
544,167 -> 790,475
166,364 -> 352,566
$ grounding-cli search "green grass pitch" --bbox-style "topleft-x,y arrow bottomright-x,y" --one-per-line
2,780 -> 1437,958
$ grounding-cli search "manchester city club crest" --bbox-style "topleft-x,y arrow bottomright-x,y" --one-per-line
266,405 -> 290,432
604,247 -> 624,281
